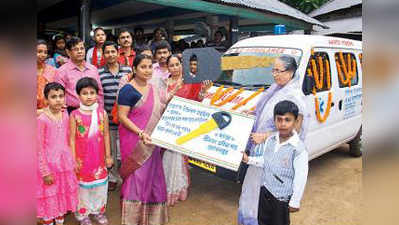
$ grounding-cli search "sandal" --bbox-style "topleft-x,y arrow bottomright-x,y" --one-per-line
93,214 -> 109,225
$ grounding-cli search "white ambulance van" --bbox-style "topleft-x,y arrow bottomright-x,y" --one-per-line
190,35 -> 362,182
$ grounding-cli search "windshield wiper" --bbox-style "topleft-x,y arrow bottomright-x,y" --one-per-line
247,84 -> 270,88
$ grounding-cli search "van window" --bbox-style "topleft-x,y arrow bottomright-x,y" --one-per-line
302,52 -> 331,95
334,52 -> 359,87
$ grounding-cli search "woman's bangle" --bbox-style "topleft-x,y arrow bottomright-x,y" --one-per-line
198,91 -> 206,98
138,130 -> 144,139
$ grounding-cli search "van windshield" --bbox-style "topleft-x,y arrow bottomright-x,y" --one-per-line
216,47 -> 302,87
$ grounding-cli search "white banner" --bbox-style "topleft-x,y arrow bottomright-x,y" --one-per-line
151,96 -> 255,171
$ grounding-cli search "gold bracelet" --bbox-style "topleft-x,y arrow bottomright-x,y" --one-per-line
138,130 -> 144,139
198,91 -> 206,98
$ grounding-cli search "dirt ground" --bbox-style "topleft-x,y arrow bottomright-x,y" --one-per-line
65,144 -> 362,225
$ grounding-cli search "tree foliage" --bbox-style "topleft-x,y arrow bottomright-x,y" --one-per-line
279,0 -> 330,14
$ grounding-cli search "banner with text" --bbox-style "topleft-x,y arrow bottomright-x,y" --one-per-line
151,96 -> 255,171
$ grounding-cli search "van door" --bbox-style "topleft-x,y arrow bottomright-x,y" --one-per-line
301,49 -> 340,158
329,50 -> 363,143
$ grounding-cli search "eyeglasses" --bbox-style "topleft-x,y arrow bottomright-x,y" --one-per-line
271,68 -> 290,76
272,68 -> 288,74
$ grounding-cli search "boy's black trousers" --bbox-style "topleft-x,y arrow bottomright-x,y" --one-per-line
258,186 -> 290,225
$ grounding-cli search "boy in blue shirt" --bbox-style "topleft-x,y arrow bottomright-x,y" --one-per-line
242,100 -> 309,225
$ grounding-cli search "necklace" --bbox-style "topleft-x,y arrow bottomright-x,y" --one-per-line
44,108 -> 63,128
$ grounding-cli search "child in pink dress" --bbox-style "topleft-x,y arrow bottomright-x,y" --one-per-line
70,77 -> 113,225
37,82 -> 79,225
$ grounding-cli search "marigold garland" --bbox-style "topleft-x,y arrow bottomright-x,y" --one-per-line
210,85 -> 224,105
339,52 -> 348,77
336,60 -> 350,86
211,87 -> 234,106
307,52 -> 333,123
231,88 -> 264,110
311,59 -> 323,89
315,92 -> 332,123
214,88 -> 244,107
336,52 -> 357,88
347,53 -> 352,74
318,56 -> 324,85
325,59 -> 331,89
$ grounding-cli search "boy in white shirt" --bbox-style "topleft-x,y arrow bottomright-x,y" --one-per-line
242,100 -> 308,225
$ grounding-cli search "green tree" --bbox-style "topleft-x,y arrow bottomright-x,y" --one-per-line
279,0 -> 329,14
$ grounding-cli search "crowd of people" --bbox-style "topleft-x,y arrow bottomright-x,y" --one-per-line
37,26 -> 308,225
39,26 -> 230,68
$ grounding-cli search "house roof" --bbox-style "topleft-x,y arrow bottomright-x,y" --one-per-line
312,16 -> 362,35
214,0 -> 325,27
309,0 -> 362,17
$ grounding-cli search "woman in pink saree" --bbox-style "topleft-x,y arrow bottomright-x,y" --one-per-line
117,54 -> 181,225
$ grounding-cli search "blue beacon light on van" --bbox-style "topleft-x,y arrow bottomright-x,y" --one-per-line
274,25 -> 287,35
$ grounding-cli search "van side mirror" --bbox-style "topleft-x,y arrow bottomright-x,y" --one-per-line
302,75 -> 315,95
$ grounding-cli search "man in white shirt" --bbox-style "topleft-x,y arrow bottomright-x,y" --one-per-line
242,100 -> 308,225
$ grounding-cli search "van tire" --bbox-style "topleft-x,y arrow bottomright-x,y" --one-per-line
349,127 -> 362,157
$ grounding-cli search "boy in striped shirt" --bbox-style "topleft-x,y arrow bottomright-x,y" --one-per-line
242,100 -> 309,225
98,41 -> 132,191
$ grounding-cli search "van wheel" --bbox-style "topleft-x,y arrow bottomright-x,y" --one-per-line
349,127 -> 362,157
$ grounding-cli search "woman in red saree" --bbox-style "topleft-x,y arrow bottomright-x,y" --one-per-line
117,54 -> 180,225
161,55 -> 213,206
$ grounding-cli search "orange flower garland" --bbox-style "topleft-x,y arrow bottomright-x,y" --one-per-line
318,56 -> 324,86
211,86 -> 234,106
336,52 -> 357,88
210,85 -> 224,105
339,52 -> 348,76
231,88 -> 264,110
308,52 -> 333,123
325,59 -> 331,89
347,53 -> 351,74
336,59 -> 350,86
315,92 -> 332,123
311,58 -> 323,89
214,88 -> 244,107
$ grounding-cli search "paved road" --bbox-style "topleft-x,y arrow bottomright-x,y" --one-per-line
65,145 -> 361,225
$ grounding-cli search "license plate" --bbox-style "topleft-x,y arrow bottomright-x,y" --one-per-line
189,158 -> 216,173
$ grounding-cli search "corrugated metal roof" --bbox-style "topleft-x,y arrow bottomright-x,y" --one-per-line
309,0 -> 362,17
312,16 -> 362,35
214,0 -> 325,27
